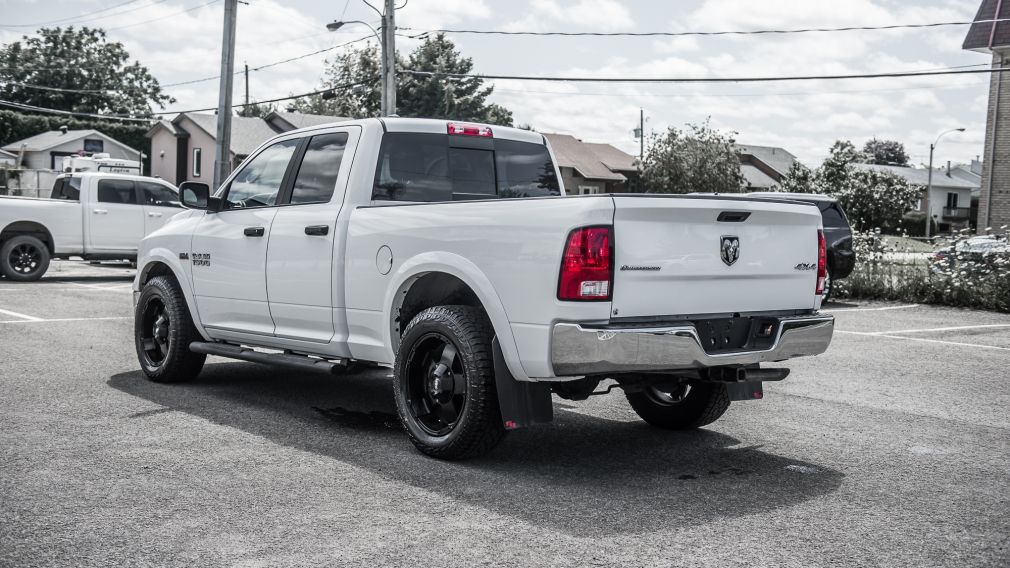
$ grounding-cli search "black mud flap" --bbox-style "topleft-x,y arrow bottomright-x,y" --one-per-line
725,382 -> 764,401
492,337 -> 553,430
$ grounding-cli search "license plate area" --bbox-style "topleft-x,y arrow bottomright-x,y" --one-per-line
693,317 -> 780,354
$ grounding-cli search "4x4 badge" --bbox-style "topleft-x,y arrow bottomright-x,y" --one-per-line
721,236 -> 740,266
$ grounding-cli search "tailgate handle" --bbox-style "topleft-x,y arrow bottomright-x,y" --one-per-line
717,211 -> 751,222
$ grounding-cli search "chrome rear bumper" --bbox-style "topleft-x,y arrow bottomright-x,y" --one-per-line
550,314 -> 834,376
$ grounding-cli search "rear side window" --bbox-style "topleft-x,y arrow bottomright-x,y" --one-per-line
820,203 -> 849,229
97,179 -> 136,204
290,132 -> 349,204
372,132 -> 559,202
51,177 -> 82,200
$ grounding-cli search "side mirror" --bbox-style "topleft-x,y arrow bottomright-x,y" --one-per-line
180,182 -> 225,213
179,182 -> 210,209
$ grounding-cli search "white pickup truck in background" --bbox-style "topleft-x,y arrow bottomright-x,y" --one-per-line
133,117 -> 834,460
0,172 -> 180,281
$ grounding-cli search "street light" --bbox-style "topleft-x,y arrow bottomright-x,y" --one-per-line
925,127 -> 966,239
326,20 -> 386,116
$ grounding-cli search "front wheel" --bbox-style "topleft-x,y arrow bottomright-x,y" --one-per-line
393,305 -> 505,460
625,381 -> 730,429
134,275 -> 206,383
0,235 -> 50,282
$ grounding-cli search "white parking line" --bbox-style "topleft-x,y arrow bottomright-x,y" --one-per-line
69,282 -> 133,292
0,307 -> 43,321
836,330 -> 1010,351
0,316 -> 130,324
864,324 -> 1010,335
824,304 -> 920,312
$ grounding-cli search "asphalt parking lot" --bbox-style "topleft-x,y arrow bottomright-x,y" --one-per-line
1,262 -> 1008,567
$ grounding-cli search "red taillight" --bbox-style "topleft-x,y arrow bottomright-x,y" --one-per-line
816,229 -> 827,295
447,122 -> 493,137
558,226 -> 613,301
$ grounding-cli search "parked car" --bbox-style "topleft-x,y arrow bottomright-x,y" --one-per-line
0,172 -> 180,281
133,118 -> 834,460
930,235 -> 1010,274
748,192 -> 854,300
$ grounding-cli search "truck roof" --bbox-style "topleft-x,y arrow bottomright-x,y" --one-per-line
56,171 -> 175,185
279,117 -> 546,145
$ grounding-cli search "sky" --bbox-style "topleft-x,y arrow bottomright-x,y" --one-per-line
0,0 -> 995,167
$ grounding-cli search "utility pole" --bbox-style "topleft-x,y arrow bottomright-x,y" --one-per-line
213,0 -> 238,190
383,0 -> 397,116
639,108 -> 645,160
244,62 -> 249,112
925,128 -> 965,240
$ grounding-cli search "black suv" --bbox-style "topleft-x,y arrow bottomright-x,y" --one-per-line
749,192 -> 855,300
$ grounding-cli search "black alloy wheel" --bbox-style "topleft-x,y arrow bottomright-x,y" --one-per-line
404,333 -> 468,436
0,235 -> 51,281
138,296 -> 172,368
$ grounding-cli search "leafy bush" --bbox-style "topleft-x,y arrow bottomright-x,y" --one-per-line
835,230 -> 1010,313
898,211 -> 938,238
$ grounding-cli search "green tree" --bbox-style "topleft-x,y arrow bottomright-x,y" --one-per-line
831,168 -> 920,232
291,34 -> 512,125
0,27 -> 173,116
862,138 -> 909,166
639,120 -> 743,194
774,161 -> 817,193
237,101 -> 276,118
816,140 -> 865,194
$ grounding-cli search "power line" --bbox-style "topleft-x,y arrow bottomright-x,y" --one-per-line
104,0 -> 220,31
160,33 -> 376,88
491,79 -> 988,99
0,0 -> 151,28
399,66 -> 1010,84
0,76 -> 379,121
398,18 -> 1010,38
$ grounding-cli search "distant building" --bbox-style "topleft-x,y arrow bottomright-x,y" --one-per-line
735,144 -> 798,189
542,133 -> 638,194
0,128 -> 140,171
146,111 -> 349,185
964,0 -> 1010,232
0,149 -> 16,167
853,163 -> 979,232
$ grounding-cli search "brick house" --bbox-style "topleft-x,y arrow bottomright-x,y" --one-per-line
964,0 -> 1010,232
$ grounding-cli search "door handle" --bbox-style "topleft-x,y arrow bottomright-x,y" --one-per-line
243,227 -> 265,237
147,212 -> 163,218
304,225 -> 329,236
93,209 -> 108,214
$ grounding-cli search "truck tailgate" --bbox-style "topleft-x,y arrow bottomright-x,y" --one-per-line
611,195 -> 822,318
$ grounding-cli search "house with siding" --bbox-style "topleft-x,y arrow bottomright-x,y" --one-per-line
735,144 -> 798,189
146,111 -> 348,185
853,163 -> 979,232
1,128 -> 140,171
542,133 -> 638,194
964,0 -> 1010,233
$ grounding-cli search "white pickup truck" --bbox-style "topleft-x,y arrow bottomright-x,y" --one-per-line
133,118 -> 834,459
0,173 -> 181,281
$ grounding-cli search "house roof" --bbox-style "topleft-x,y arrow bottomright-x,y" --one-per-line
1,129 -> 138,154
145,119 -> 179,138
963,0 -> 1010,52
265,111 -> 351,131
583,142 -> 637,172
734,144 -> 797,177
176,113 -> 282,157
543,133 -> 630,182
853,163 -> 979,190
740,164 -> 779,188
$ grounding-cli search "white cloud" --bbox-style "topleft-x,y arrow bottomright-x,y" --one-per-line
504,0 -> 634,33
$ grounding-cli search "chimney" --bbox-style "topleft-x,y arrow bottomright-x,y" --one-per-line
59,125 -> 68,135
946,160 -> 951,176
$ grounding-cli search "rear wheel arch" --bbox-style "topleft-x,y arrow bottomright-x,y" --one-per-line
393,272 -> 485,347
1,221 -> 54,254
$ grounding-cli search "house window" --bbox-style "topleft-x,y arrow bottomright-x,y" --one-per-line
83,139 -> 104,153
946,192 -> 959,209
192,148 -> 202,177
578,185 -> 601,195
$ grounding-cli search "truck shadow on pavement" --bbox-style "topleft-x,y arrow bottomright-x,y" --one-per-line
109,362 -> 843,537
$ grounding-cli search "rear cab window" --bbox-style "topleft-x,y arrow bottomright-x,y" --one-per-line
372,132 -> 559,202
50,177 -> 81,200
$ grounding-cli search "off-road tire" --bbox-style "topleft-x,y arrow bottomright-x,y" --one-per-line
626,381 -> 730,429
393,305 -> 506,460
134,275 -> 206,383
1,235 -> 51,282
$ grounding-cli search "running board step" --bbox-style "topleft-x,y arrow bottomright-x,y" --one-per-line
189,341 -> 344,374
